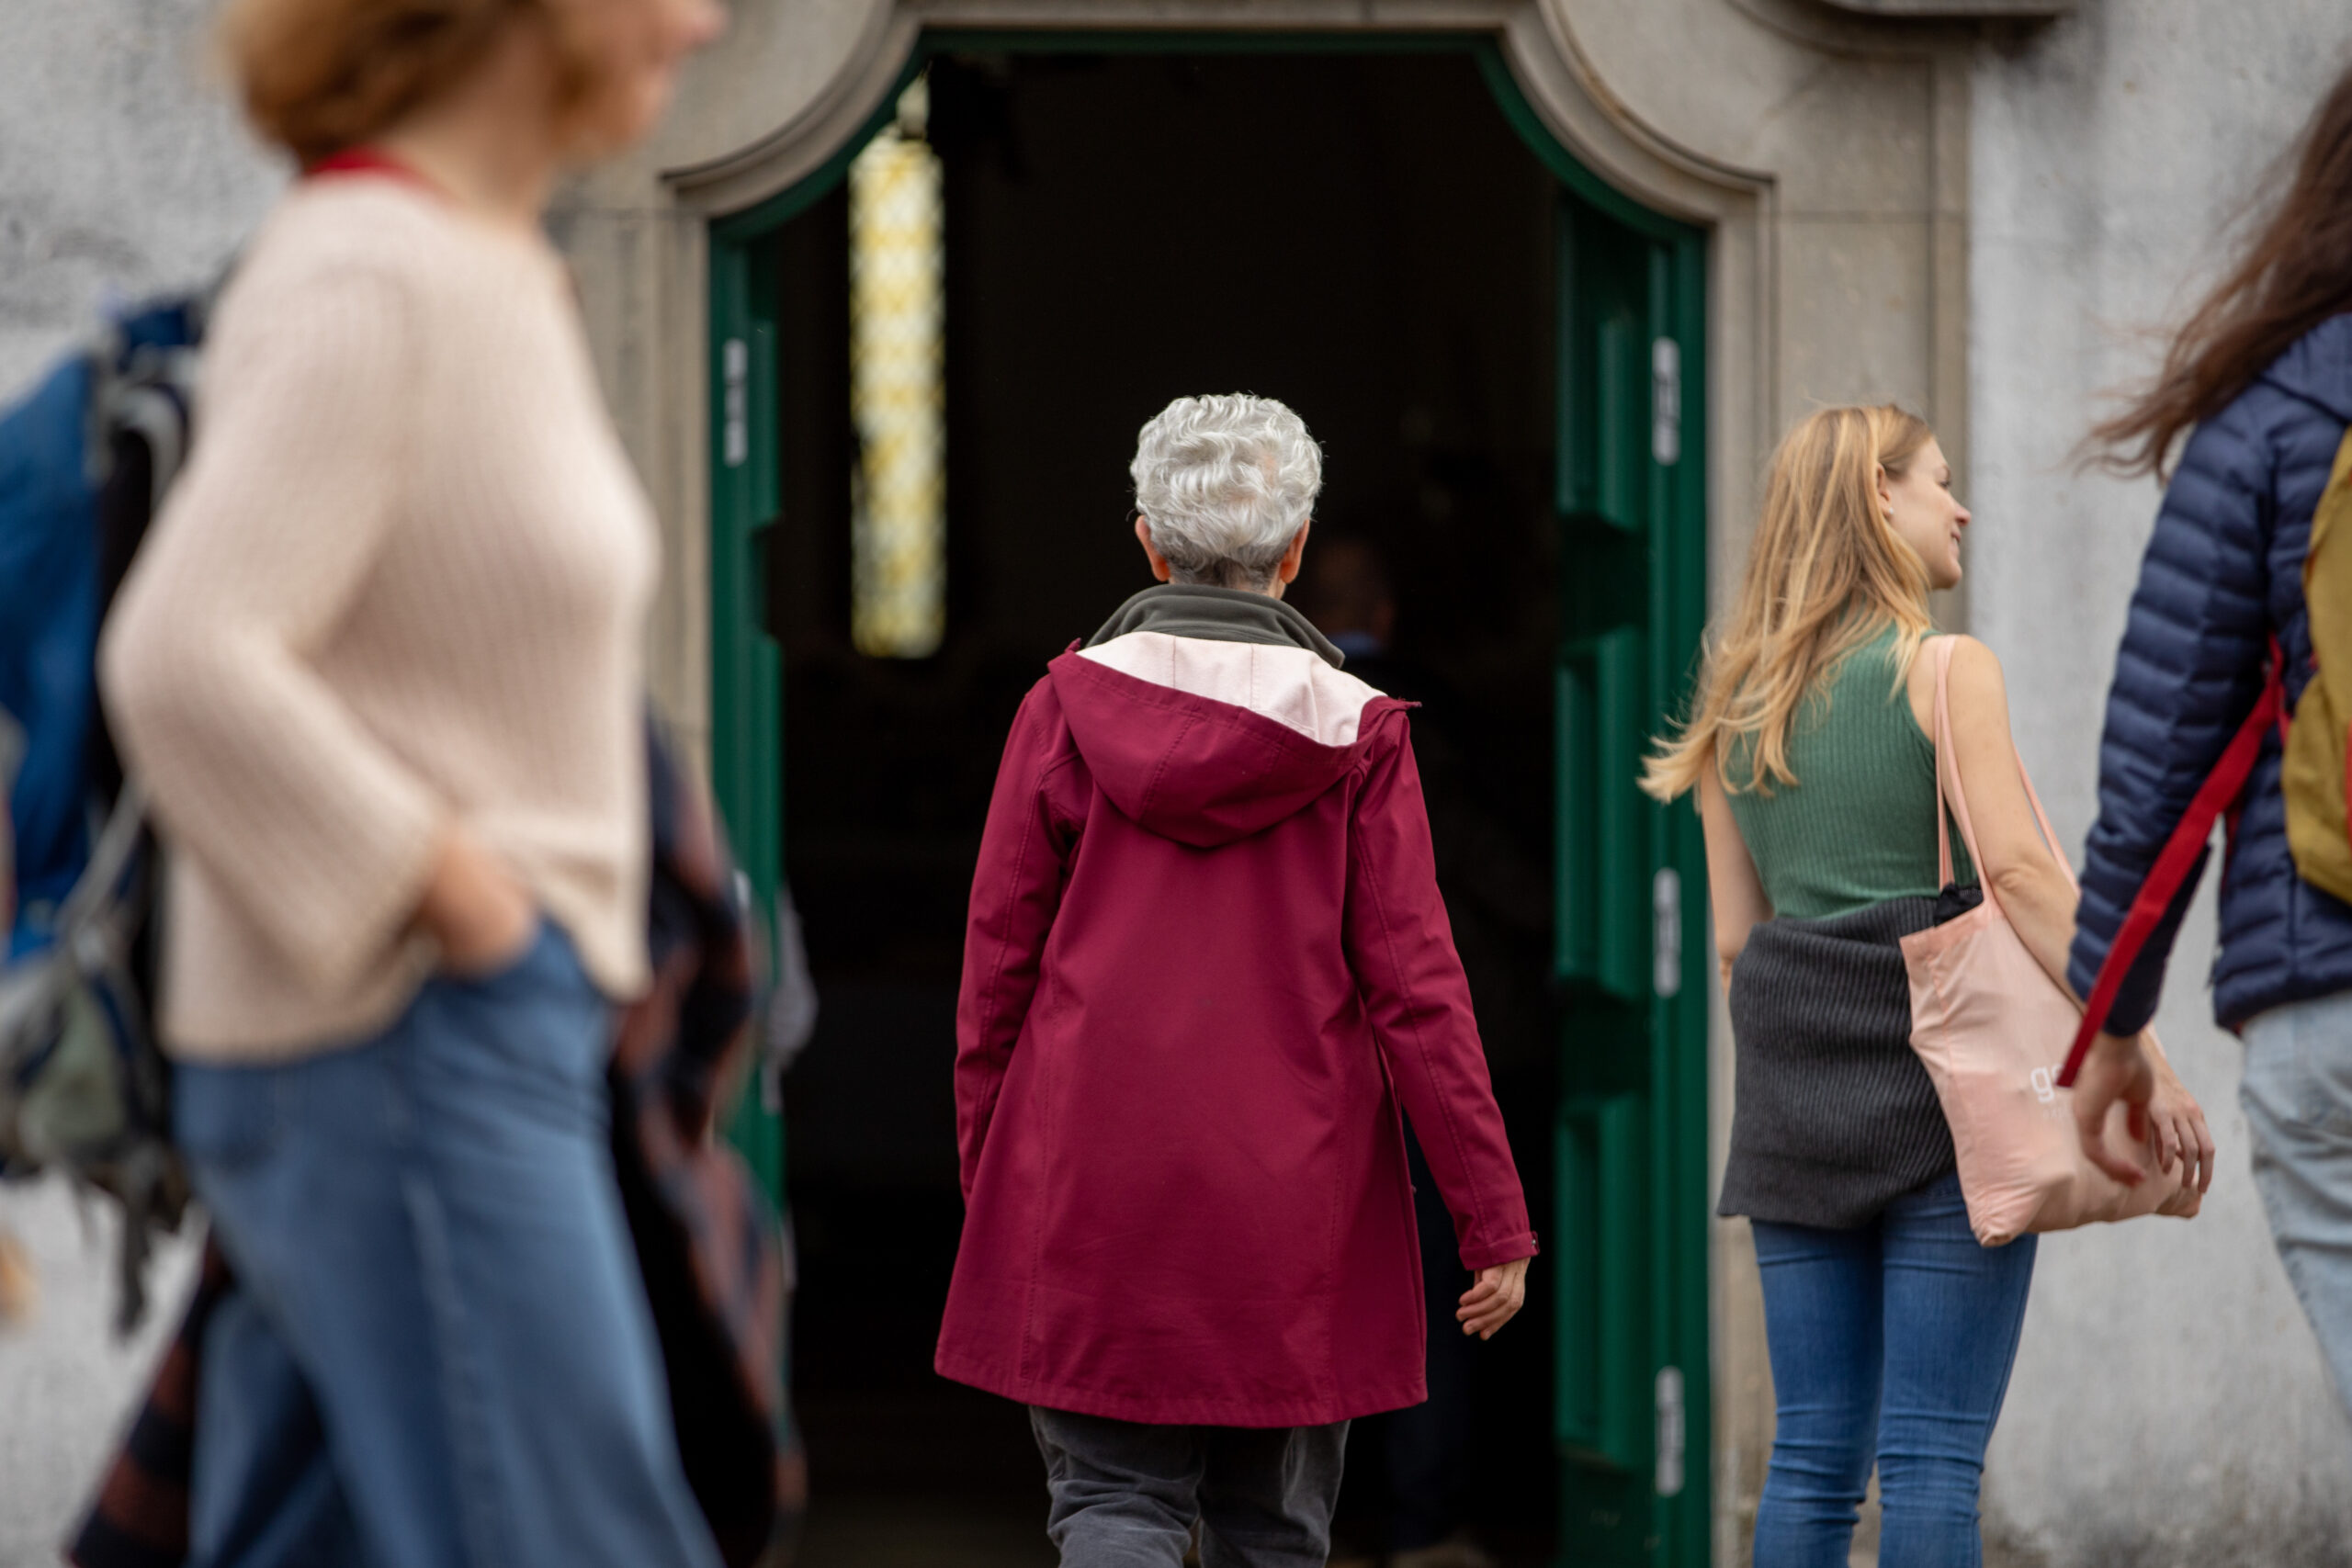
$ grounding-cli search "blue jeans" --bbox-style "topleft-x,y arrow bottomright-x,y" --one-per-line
1029,1406 -> 1350,1567
2242,992 -> 2352,1415
174,925 -> 722,1568
1749,1176 -> 2036,1568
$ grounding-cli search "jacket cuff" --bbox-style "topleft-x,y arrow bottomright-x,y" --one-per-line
2068,950 -> 2163,1039
1459,1232 -> 1539,1272
2099,969 -> 2165,1039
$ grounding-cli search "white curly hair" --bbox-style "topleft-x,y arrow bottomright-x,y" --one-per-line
1128,393 -> 1324,591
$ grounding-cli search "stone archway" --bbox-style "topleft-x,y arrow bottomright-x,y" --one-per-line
642,0 -> 1779,694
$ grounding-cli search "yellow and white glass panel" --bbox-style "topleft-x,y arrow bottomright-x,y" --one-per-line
848,80 -> 946,660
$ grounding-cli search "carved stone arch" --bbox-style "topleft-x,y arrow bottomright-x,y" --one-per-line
658,1 -> 920,221
579,0 -> 1968,719
659,1 -> 1767,226
1492,0 -> 1779,566
610,0 -> 1800,711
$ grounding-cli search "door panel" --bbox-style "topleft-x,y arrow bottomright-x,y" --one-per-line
1555,1090 -> 1649,1471
1551,185 -> 1709,1567
1554,626 -> 1647,1004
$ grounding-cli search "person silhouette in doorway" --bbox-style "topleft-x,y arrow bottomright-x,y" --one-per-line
1301,536 -> 1548,1568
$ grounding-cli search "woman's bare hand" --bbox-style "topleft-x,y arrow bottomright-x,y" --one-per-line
413,827 -> 536,976
1456,1258 -> 1530,1340
2071,1031 -> 2156,1185
2145,1056 -> 2218,1195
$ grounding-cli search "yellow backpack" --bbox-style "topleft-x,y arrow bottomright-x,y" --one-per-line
2284,427 -> 2352,905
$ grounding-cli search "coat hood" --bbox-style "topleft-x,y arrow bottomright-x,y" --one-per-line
1048,631 -> 1405,848
2260,312 -> 2352,424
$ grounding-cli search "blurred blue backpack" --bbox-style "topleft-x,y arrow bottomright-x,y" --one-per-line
0,294 -> 207,1331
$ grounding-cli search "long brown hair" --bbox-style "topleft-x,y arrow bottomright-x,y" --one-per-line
2088,58 -> 2352,477
1643,405 -> 1936,801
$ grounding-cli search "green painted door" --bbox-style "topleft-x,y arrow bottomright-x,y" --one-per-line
1545,185 -> 1711,1566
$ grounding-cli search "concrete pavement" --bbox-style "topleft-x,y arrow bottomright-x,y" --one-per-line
0,1177 -> 197,1568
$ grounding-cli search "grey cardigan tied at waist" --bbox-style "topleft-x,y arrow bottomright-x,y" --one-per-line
1718,897 -> 1956,1230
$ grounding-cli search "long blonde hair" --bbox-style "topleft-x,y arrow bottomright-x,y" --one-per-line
1642,404 -> 1936,801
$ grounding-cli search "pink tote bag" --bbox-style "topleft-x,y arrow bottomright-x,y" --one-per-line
1899,637 -> 2199,1246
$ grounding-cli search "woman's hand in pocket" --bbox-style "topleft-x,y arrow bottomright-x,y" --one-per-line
2145,1051 -> 2218,1195
414,827 -> 537,976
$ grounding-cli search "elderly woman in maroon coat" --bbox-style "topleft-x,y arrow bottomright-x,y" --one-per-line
935,393 -> 1537,1567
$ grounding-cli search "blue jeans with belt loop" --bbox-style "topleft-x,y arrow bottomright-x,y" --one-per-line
1748,1175 -> 2036,1568
173,923 -> 723,1568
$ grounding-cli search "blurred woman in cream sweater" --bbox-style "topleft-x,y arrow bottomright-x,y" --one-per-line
99,2 -> 724,1563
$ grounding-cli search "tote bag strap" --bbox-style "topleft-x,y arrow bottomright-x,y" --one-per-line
1927,635 -> 2075,912
1931,637 -> 1959,887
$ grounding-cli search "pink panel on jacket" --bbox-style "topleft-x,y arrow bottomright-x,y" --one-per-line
1078,630 -> 1385,746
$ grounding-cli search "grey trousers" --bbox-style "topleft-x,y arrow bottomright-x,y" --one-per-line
2242,992 -> 2352,1415
1028,1406 -> 1351,1568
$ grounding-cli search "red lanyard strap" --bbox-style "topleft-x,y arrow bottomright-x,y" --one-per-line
2061,655 -> 2283,1086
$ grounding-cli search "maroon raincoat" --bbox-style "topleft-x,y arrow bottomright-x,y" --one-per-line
934,624 -> 1537,1427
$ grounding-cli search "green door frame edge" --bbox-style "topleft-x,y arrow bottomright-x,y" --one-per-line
1655,228 -> 1711,1566
701,31 -> 1712,1562
709,235 -> 785,1201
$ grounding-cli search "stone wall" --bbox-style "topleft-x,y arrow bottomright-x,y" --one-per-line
0,6 -> 274,1562
0,0 -> 279,397
1969,5 -> 2352,1562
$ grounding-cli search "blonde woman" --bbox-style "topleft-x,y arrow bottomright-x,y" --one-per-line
96,1 -> 724,1564
1643,407 -> 2211,1566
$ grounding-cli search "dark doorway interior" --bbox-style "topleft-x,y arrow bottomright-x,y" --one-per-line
771,49 -> 1563,1563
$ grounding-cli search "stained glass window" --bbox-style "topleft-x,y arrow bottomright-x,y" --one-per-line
848,77 -> 946,659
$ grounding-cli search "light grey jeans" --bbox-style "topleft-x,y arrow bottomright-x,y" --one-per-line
2241,991 -> 2352,1414
1028,1407 -> 1350,1568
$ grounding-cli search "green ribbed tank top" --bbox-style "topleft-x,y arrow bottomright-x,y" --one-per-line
1723,628 -> 1974,919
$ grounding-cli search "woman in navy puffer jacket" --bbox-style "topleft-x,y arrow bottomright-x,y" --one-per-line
2072,61 -> 2352,1414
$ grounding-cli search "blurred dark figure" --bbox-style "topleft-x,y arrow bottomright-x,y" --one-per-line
1301,538 -> 1546,1568
1310,536 -> 1399,669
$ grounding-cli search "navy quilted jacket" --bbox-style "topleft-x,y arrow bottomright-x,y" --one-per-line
2069,313 -> 2352,1035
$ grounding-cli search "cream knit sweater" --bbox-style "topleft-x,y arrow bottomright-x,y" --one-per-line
100,177 -> 656,1060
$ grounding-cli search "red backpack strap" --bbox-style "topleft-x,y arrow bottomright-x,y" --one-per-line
2061,650 -> 2285,1085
